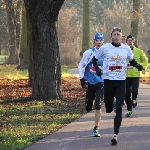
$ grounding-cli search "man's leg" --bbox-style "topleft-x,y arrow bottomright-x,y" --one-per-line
104,79 -> 115,113
114,80 -> 125,135
111,80 -> 125,145
94,84 -> 103,130
125,78 -> 132,117
85,84 -> 95,112
131,77 -> 139,108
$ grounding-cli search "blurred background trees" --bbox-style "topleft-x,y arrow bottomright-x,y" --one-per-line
0,0 -> 150,66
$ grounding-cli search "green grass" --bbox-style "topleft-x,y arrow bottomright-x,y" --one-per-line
0,65 -> 72,79
61,65 -> 75,77
0,65 -> 28,79
0,100 -> 84,150
0,55 -> 8,64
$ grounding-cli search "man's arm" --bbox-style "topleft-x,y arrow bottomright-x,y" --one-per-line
140,50 -> 148,70
127,47 -> 143,71
78,50 -> 90,88
92,46 -> 104,75
78,51 -> 89,79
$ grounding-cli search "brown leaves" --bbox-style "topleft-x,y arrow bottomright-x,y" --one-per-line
139,77 -> 150,84
0,79 -> 31,101
0,77 -> 86,105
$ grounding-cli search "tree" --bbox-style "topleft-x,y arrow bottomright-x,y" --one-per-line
24,0 -> 65,100
17,5 -> 29,70
5,0 -> 17,63
15,0 -> 23,64
4,0 -> 23,64
130,0 -> 140,47
81,0 -> 90,56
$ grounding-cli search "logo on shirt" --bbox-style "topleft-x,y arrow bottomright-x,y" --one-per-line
111,55 -> 122,61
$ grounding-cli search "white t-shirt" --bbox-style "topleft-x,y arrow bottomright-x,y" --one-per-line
94,43 -> 134,80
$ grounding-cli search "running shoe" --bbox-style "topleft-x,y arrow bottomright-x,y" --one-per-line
125,111 -> 132,117
111,134 -> 117,145
93,127 -> 100,137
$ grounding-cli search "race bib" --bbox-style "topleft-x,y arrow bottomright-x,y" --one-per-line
108,62 -> 122,72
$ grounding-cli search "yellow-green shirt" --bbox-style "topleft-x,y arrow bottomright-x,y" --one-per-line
126,46 -> 148,77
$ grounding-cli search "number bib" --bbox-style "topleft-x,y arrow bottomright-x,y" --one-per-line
108,62 -> 122,72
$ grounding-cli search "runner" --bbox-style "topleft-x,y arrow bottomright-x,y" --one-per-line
125,35 -> 148,117
122,35 -> 126,44
92,27 -> 144,145
78,32 -> 104,137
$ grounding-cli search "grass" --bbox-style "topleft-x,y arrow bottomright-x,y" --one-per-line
61,66 -> 72,77
0,65 -> 28,79
0,100 -> 83,150
0,64 -> 85,150
0,65 -> 73,79
0,55 -> 8,64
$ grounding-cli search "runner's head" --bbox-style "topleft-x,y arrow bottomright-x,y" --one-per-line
93,33 -> 104,49
126,35 -> 135,48
111,27 -> 122,45
122,35 -> 126,44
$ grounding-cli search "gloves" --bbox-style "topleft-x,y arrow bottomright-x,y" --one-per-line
80,78 -> 87,88
92,57 -> 99,70
136,64 -> 144,71
96,68 -> 102,76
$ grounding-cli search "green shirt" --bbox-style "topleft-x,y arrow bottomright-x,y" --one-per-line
126,46 -> 148,77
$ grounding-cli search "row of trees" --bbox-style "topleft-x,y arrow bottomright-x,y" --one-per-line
1,0 -> 150,65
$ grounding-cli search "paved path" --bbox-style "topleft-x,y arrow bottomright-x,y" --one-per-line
25,68 -> 150,150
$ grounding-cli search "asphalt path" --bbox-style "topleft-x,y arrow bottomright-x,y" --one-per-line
25,68 -> 150,150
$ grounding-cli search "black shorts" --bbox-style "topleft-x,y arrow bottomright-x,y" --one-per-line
85,82 -> 104,112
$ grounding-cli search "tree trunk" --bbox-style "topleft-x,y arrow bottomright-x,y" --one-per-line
24,0 -> 65,100
81,0 -> 90,56
15,0 -> 23,64
130,0 -> 140,47
0,38 -> 2,55
18,6 -> 29,70
5,0 -> 17,64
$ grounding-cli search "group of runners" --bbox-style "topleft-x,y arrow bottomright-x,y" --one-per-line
78,27 -> 148,145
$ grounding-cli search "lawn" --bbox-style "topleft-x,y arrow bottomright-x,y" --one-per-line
0,65 -> 85,150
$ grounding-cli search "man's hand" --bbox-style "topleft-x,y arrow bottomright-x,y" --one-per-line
80,78 -> 87,88
136,64 -> 143,71
96,68 -> 102,76
142,70 -> 146,75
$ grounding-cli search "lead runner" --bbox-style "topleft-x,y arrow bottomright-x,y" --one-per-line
92,27 -> 144,145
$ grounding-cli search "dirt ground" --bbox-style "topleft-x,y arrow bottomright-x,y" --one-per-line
0,76 -> 149,104
0,77 -> 86,110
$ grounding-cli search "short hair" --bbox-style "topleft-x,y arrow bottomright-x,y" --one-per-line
126,35 -> 135,43
111,27 -> 122,34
